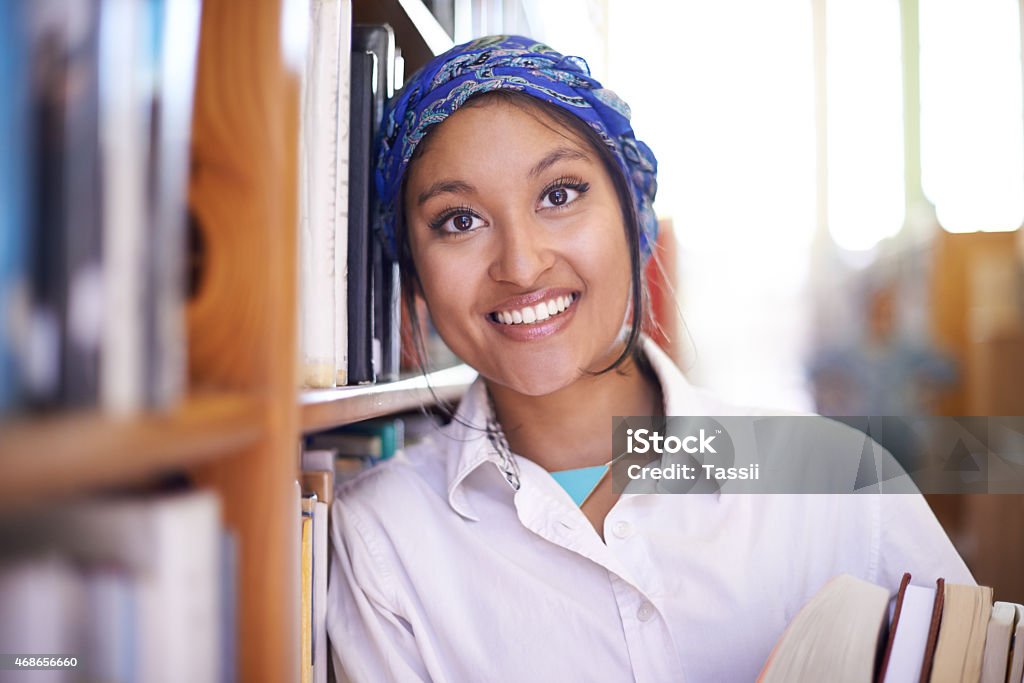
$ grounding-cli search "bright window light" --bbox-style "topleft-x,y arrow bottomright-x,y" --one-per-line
606,0 -> 817,411
920,0 -> 1024,233
827,0 -> 905,251
608,0 -> 816,258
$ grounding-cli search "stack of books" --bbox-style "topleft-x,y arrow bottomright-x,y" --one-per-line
760,572 -> 1024,682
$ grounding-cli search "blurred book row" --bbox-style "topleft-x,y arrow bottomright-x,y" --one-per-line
0,412 -> 434,683
0,0 -> 201,416
0,0 -> 455,420
760,572 -> 1024,683
0,490 -> 234,683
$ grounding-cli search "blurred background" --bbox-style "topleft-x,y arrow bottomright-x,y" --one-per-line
457,0 -> 1024,416
1,0 -> 1023,678
439,0 -> 1024,604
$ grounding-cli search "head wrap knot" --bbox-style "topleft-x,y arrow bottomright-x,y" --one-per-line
374,35 -> 659,259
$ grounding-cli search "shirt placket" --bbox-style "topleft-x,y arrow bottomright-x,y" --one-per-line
513,480 -> 686,683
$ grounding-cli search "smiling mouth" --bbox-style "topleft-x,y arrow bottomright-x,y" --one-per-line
488,293 -> 579,325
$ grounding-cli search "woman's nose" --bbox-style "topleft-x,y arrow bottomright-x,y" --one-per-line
486,217 -> 556,287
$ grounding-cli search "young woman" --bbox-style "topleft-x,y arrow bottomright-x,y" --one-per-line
327,35 -> 972,682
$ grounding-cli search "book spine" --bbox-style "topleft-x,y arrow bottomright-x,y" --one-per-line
100,0 -> 150,413
220,531 -> 238,683
61,0 -> 104,408
353,26 -> 395,382
919,577 -> 945,683
25,0 -> 73,409
146,0 -> 201,409
312,501 -> 328,683
82,568 -> 135,682
300,498 -> 314,683
382,258 -> 401,381
333,0 -> 352,387
371,238 -> 384,379
0,0 -> 31,413
346,50 -> 374,384
299,0 -> 343,389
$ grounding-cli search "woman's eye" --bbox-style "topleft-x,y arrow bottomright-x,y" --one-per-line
541,187 -> 577,208
539,181 -> 588,209
434,211 -> 484,234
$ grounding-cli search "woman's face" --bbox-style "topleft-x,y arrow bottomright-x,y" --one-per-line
404,99 -> 633,397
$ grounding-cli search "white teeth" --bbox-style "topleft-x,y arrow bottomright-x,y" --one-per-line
492,293 -> 577,326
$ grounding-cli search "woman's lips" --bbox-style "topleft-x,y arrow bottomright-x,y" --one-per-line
489,292 -> 578,325
486,291 -> 580,341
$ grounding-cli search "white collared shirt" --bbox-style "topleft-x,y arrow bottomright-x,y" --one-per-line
327,340 -> 974,683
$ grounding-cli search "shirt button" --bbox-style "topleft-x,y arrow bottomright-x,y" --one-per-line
637,602 -> 654,622
612,520 -> 632,539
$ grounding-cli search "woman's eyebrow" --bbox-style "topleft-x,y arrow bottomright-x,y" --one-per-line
528,147 -> 589,179
416,179 -> 475,206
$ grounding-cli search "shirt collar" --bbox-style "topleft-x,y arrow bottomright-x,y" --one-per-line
444,337 -> 720,520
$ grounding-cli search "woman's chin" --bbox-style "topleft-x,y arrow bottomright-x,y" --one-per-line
483,366 -> 581,398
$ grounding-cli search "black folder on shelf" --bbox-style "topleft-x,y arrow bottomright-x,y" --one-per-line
346,49 -> 375,385
353,25 -> 400,383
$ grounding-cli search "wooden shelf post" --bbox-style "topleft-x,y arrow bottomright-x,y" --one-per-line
187,0 -> 302,680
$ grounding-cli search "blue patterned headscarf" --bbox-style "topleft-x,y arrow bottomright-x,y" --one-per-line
374,35 -> 659,259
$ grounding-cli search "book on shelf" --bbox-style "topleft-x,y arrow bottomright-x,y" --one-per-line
345,47 -> 375,386
0,0 -> 200,416
334,0 -> 353,388
100,0 -> 199,413
304,416 -> 431,492
312,496 -> 329,683
299,0 -> 351,389
759,572 -> 1024,683
0,0 -> 31,413
301,451 -> 335,683
144,0 -> 202,409
298,19 -> 427,390
0,555 -> 88,680
60,0 -> 103,409
353,24 -> 400,383
301,495 -> 315,683
0,489 -> 231,683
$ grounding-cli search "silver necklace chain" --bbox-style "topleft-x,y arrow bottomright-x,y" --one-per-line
485,395 -> 521,492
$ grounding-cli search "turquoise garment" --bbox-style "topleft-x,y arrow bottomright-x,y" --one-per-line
549,465 -> 608,506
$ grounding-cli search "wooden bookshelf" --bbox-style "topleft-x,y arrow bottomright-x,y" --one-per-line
0,1 -> 454,680
183,2 -> 451,681
0,393 -> 264,510
302,364 -> 476,433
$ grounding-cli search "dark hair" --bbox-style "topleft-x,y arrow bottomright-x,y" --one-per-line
396,89 -> 650,381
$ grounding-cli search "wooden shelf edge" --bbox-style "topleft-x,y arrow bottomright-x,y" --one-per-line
0,393 -> 266,510
301,364 -> 477,433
